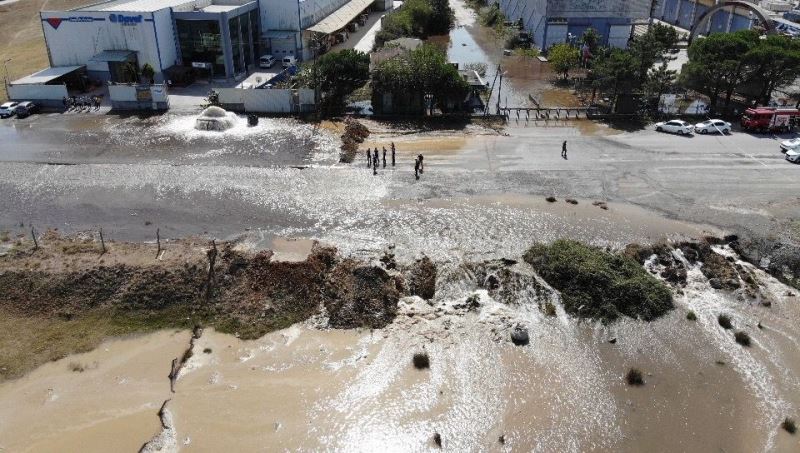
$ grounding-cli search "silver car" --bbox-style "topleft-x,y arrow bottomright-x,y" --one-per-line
694,119 -> 731,134
0,101 -> 19,118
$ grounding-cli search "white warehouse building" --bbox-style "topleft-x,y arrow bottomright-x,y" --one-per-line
38,0 -> 390,83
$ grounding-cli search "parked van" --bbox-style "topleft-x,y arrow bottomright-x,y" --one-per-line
259,55 -> 276,69
282,56 -> 297,68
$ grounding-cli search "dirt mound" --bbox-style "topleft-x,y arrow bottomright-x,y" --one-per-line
323,260 -> 402,329
406,256 -> 437,300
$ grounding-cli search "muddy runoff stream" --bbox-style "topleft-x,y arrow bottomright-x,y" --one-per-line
1,243 -> 799,452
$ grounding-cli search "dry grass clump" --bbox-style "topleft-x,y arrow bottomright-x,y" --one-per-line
203,347 -> 212,354
718,314 -> 733,329
543,301 -> 557,317
686,310 -> 697,321
545,196 -> 557,203
625,368 -> 645,386
565,198 -> 578,205
782,417 -> 797,434
734,331 -> 751,347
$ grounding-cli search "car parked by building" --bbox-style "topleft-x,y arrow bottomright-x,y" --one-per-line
655,119 -> 694,135
785,149 -> 800,163
282,56 -> 297,68
13,101 -> 39,119
694,119 -> 731,134
0,101 -> 19,118
259,55 -> 276,69
780,137 -> 800,153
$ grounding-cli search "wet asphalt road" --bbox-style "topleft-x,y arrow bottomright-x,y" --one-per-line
0,112 -> 798,258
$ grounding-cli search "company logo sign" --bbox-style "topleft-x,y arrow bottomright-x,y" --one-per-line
109,14 -> 143,25
46,18 -> 63,29
45,16 -> 98,29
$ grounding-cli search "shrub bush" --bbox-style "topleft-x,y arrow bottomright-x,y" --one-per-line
626,368 -> 644,386
782,417 -> 797,434
686,310 -> 697,321
734,331 -> 751,347
718,314 -> 733,329
413,352 -> 430,369
523,240 -> 674,322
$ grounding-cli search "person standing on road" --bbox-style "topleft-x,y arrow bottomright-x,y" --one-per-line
373,148 -> 379,168
417,154 -> 424,173
382,147 -> 387,168
373,156 -> 378,175
562,140 -> 567,159
391,142 -> 396,167
414,158 -> 420,180
366,148 -> 372,167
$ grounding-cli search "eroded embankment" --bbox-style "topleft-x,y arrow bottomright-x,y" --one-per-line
0,234 -> 436,380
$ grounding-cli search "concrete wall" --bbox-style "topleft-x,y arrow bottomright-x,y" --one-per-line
7,84 -> 69,107
608,24 -> 631,48
215,87 -> 315,112
40,10 -> 175,80
108,83 -> 170,110
260,0 -> 301,30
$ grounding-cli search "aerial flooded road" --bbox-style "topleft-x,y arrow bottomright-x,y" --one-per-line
1,111 -> 800,452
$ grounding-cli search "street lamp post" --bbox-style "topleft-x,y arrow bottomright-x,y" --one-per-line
3,58 -> 12,95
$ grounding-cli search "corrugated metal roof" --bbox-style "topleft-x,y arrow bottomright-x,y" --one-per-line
306,0 -> 373,34
10,66 -> 85,85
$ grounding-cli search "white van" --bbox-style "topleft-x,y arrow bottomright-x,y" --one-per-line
282,56 -> 297,68
259,55 -> 275,69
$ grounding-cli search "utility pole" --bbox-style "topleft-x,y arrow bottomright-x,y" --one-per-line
3,58 -> 12,97
484,64 -> 500,117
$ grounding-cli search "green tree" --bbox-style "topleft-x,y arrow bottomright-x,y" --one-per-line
548,43 -> 579,80
680,30 -> 755,114
592,48 -> 638,112
374,0 -> 452,46
300,49 -> 370,115
372,44 -> 468,114
122,62 -> 139,84
141,63 -> 155,84
629,23 -> 679,85
742,34 -> 800,106
582,28 -> 601,54
643,62 -> 677,111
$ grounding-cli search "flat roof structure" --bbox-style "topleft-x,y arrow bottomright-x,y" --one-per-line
10,66 -> 85,85
76,0 -> 193,12
306,0 -> 373,34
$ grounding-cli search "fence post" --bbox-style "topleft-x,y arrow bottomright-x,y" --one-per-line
30,226 -> 38,250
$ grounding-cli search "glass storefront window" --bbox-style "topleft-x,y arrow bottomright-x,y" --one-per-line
176,19 -> 225,77
229,16 -> 243,75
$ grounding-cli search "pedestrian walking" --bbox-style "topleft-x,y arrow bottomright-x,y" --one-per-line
366,148 -> 372,167
373,148 -> 379,167
561,140 -> 567,159
414,158 -> 420,180
382,147 -> 387,168
391,142 -> 396,167
417,154 -> 424,173
373,157 -> 378,176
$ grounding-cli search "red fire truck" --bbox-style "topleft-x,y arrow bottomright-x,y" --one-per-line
741,107 -> 800,133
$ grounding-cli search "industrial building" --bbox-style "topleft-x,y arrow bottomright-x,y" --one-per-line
497,0 -> 653,50
37,0 -> 390,83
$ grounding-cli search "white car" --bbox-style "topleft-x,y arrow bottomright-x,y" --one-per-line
258,55 -> 275,69
786,149 -> 800,163
694,119 -> 731,134
780,138 -> 800,153
0,101 -> 19,118
655,119 -> 694,135
282,56 -> 297,68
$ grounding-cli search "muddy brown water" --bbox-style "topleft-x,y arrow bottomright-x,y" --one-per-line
2,250 -> 799,452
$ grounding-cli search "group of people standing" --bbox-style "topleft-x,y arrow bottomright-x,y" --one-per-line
365,142 -> 425,179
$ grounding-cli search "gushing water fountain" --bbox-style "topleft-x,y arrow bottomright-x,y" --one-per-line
194,106 -> 237,131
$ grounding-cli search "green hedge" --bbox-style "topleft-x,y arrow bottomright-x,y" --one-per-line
524,240 -> 673,322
